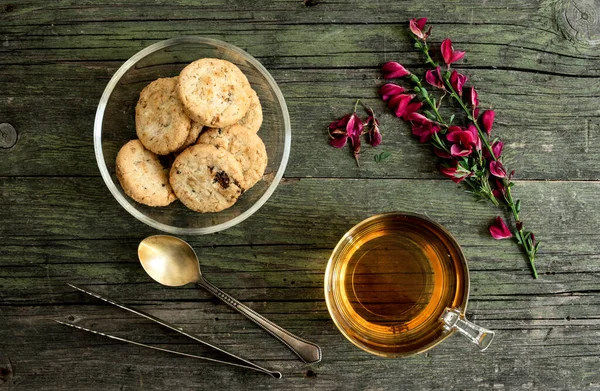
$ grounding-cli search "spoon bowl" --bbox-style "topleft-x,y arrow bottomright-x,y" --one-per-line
139,235 -> 201,286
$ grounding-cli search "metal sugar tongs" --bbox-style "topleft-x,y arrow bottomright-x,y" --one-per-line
55,284 -> 282,378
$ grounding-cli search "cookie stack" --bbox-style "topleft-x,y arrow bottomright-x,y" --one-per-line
116,58 -> 267,213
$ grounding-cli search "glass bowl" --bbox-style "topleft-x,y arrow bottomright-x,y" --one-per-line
94,37 -> 291,235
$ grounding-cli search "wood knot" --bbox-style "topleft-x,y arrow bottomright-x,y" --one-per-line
3,4 -> 14,12
0,123 -> 17,148
0,359 -> 13,383
557,0 -> 600,45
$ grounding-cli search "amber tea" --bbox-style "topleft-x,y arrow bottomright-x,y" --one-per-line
325,213 -> 470,357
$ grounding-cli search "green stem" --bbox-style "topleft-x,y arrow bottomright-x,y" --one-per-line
505,185 -> 538,278
421,42 -> 439,68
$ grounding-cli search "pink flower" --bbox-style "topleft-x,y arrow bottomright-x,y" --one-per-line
405,111 -> 431,124
425,66 -> 444,89
434,147 -> 453,159
489,160 -> 507,178
347,113 -> 363,164
492,178 -> 506,199
401,101 -> 423,121
382,62 -> 411,79
489,217 -> 513,239
450,70 -> 468,96
484,141 -> 504,159
388,94 -> 415,117
409,18 -> 431,40
439,161 -> 473,183
365,107 -> 381,147
412,121 -> 440,143
446,125 -> 479,157
441,39 -> 465,67
328,114 -> 352,148
481,110 -> 495,136
470,87 -> 479,108
379,83 -> 405,102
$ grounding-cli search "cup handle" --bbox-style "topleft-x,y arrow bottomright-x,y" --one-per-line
440,308 -> 494,351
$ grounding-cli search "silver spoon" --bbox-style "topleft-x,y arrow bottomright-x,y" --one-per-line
138,235 -> 322,364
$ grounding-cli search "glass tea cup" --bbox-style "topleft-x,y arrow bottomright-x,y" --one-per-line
324,212 -> 494,357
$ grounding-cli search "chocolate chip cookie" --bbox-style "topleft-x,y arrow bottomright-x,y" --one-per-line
197,124 -> 267,190
169,143 -> 246,213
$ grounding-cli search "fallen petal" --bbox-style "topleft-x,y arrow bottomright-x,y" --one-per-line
489,217 -> 513,239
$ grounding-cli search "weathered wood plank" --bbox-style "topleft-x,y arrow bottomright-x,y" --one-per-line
1,64 -> 598,179
0,177 -> 598,251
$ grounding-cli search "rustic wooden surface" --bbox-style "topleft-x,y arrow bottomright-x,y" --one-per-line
2,1 -> 600,390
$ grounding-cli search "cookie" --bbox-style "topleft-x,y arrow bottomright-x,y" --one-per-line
116,139 -> 177,207
176,121 -> 204,152
136,77 -> 191,155
170,143 -> 246,213
197,124 -> 267,190
237,88 -> 263,133
177,58 -> 253,128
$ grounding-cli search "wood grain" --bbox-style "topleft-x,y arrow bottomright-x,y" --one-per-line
1,0 -> 600,390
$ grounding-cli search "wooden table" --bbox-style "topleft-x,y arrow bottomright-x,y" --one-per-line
2,1 -> 600,389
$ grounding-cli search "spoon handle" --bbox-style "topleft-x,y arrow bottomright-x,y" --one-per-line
197,278 -> 322,364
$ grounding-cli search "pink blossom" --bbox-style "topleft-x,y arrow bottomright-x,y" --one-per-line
401,101 -> 423,121
388,94 -> 415,117
489,217 -> 513,239
328,114 -> 352,148
434,147 -> 453,159
439,161 -> 473,183
379,83 -> 405,102
470,87 -> 479,108
489,160 -> 507,178
382,62 -> 411,79
492,178 -> 506,199
425,66 -> 444,89
409,18 -> 431,40
347,113 -> 363,164
450,70 -> 468,96
365,107 -> 381,147
441,39 -> 465,67
411,122 -> 440,143
405,111 -> 431,124
481,110 -> 495,136
484,141 -> 504,159
446,125 -> 478,157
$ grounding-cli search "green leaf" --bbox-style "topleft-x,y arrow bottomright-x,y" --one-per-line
414,86 -> 421,93
449,114 -> 456,124
375,151 -> 392,163
515,200 -> 521,214
414,41 -> 422,49
424,110 -> 436,120
534,241 -> 541,253
410,74 -> 420,84
420,88 -> 429,98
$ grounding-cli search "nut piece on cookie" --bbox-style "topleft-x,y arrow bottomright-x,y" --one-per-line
116,139 -> 177,207
170,144 -> 246,213
197,124 -> 267,190
177,58 -> 253,128
136,77 -> 191,155
237,89 -> 263,133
